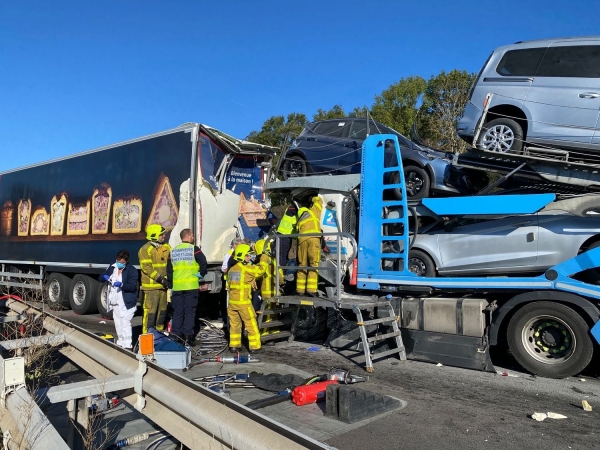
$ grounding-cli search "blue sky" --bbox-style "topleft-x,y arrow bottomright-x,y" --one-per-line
1,0 -> 597,172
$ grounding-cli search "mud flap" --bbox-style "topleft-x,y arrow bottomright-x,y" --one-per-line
400,329 -> 495,373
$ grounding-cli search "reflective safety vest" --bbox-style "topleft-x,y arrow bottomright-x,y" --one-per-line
139,241 -> 171,291
277,209 -> 298,235
257,253 -> 276,298
297,202 -> 321,244
171,243 -> 200,291
227,262 -> 266,305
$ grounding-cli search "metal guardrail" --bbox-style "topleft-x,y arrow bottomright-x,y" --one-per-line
0,300 -> 335,450
0,265 -> 44,290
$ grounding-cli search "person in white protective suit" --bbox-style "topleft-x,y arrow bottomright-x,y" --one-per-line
99,249 -> 139,350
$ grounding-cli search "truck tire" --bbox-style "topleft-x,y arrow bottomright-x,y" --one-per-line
46,273 -> 71,310
96,282 -> 114,320
69,275 -> 99,315
507,301 -> 593,378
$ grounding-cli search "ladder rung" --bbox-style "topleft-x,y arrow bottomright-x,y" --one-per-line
370,347 -> 405,360
259,319 -> 294,328
361,316 -> 398,326
262,308 -> 297,315
367,331 -> 400,343
260,331 -> 292,342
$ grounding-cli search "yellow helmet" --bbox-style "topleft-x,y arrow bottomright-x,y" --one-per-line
254,239 -> 266,255
233,243 -> 252,262
146,224 -> 166,241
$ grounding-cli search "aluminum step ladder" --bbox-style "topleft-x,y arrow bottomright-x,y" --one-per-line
257,300 -> 297,344
353,302 -> 406,373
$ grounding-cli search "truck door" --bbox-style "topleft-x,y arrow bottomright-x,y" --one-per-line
436,214 -> 539,274
525,41 -> 600,147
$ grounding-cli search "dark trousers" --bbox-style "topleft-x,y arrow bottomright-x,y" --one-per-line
171,289 -> 199,337
277,235 -> 292,268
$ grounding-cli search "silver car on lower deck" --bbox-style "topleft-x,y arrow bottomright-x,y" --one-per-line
409,194 -> 600,277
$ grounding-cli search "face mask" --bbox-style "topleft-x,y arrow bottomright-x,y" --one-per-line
115,262 -> 126,269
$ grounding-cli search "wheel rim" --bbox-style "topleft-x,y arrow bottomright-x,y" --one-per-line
480,125 -> 515,152
405,171 -> 424,196
408,257 -> 427,276
48,280 -> 61,303
100,284 -> 108,310
72,281 -> 86,307
521,314 -> 576,364
285,160 -> 303,178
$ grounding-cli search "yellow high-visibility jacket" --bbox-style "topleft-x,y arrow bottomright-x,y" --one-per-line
297,197 -> 322,244
139,241 -> 171,290
227,262 -> 266,305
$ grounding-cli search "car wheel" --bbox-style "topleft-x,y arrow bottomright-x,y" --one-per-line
46,273 -> 71,310
69,274 -> 100,315
407,250 -> 436,277
507,301 -> 593,378
404,166 -> 430,200
389,167 -> 430,201
96,282 -> 114,320
282,156 -> 307,180
477,118 -> 524,153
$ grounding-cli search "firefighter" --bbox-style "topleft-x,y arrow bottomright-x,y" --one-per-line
167,228 -> 208,345
227,243 -> 266,353
138,224 -> 171,333
296,195 -> 323,297
275,203 -> 298,269
255,239 -> 277,299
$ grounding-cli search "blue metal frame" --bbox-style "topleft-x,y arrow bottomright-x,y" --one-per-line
356,135 -> 600,344
421,193 -> 555,216
358,135 -> 412,278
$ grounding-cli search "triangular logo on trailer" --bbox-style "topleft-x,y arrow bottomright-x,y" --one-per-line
146,173 -> 179,230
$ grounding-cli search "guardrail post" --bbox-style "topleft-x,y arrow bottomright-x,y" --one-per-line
134,356 -> 148,411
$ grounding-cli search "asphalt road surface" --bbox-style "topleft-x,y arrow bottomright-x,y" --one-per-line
55,308 -> 600,450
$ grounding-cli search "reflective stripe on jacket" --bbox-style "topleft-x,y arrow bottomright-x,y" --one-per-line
297,199 -> 322,244
258,253 -> 276,298
171,243 -> 200,291
227,262 -> 266,305
138,242 -> 171,291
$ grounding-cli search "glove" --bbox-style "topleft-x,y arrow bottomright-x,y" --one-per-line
157,275 -> 169,289
194,273 -> 204,281
102,274 -> 110,282
113,281 -> 122,288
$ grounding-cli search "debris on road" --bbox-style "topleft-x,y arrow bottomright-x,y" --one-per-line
436,363 -> 443,367
530,412 -> 568,421
307,346 -> 320,352
582,400 -> 593,412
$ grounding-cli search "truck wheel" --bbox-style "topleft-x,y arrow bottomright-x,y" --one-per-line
96,283 -> 114,320
507,301 -> 593,378
69,275 -> 99,315
477,118 -> 524,153
46,273 -> 71,310
408,250 -> 436,277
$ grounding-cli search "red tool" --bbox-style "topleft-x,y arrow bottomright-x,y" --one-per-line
291,380 -> 338,406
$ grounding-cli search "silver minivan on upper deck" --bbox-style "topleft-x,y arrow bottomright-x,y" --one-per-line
457,37 -> 600,154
